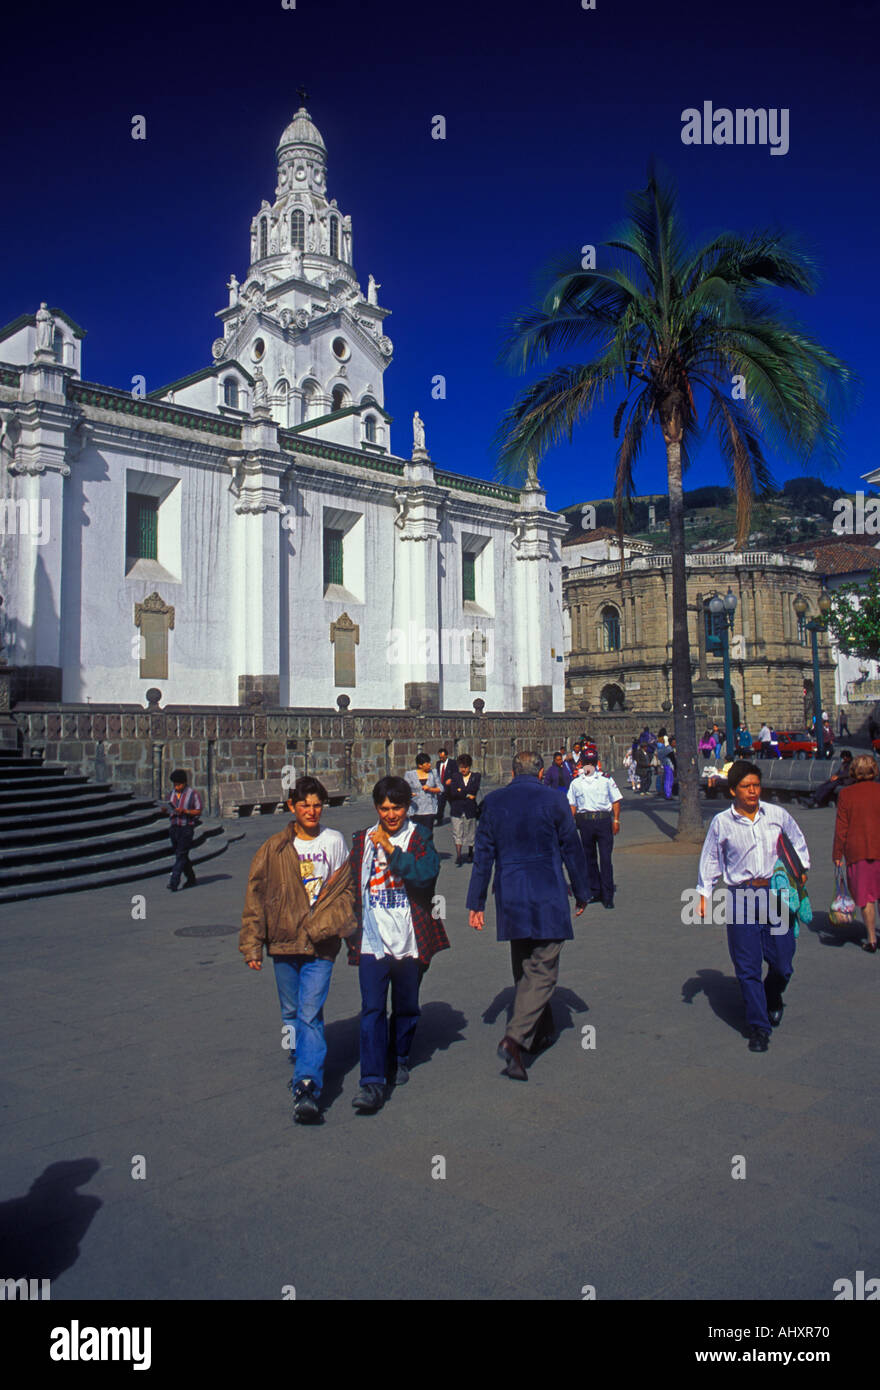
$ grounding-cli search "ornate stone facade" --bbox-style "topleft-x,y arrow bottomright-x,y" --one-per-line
564,550 -> 837,730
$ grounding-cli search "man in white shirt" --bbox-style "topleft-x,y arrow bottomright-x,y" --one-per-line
566,752 -> 622,909
697,760 -> 810,1052
240,777 -> 356,1124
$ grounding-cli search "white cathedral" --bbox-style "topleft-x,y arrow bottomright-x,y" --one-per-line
0,107 -> 566,713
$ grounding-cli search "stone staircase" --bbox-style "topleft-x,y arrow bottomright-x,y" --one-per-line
0,748 -> 235,903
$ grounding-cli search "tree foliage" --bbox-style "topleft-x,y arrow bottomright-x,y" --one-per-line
827,572 -> 880,663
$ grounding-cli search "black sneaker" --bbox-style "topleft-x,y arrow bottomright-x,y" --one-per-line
352,1083 -> 385,1113
391,1059 -> 410,1087
747,1026 -> 770,1053
291,1079 -> 321,1124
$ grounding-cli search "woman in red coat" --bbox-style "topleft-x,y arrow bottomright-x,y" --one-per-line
833,754 -> 880,952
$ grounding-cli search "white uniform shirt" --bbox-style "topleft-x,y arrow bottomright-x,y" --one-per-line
567,769 -> 623,813
697,801 -> 810,898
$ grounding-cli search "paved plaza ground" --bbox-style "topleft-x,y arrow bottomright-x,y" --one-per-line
1,780 -> 877,1302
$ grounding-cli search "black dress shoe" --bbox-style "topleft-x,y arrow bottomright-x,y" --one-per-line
747,1026 -> 770,1052
352,1083 -> 385,1113
497,1036 -> 528,1081
603,899 -> 614,910
767,1004 -> 784,1027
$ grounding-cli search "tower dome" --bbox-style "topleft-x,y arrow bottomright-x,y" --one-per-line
277,107 -> 326,161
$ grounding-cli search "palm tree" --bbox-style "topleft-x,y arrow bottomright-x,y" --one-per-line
495,166 -> 856,840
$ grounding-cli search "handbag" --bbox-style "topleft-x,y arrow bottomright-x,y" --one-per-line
829,864 -> 856,926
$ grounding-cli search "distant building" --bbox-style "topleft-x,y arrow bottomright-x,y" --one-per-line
563,545 -> 835,726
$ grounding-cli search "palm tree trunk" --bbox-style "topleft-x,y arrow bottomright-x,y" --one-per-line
666,438 -> 703,841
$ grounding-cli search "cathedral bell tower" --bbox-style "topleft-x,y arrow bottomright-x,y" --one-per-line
212,103 -> 393,443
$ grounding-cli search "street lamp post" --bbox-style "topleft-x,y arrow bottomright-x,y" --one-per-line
708,589 -> 738,758
794,591 -> 832,758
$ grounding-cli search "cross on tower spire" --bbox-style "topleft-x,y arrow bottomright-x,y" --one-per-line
296,86 -> 309,107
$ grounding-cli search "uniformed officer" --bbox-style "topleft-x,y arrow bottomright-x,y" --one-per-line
566,752 -> 622,908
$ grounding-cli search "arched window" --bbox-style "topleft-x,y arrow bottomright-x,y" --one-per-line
259,219 -> 268,258
329,216 -> 339,258
364,414 -> 377,443
331,386 -> 347,413
301,382 -> 320,422
291,209 -> 305,251
223,378 -> 239,408
602,605 -> 621,652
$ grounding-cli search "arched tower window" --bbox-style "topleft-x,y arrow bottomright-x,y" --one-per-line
601,605 -> 621,652
291,209 -> 305,251
364,414 -> 377,444
329,216 -> 339,258
259,219 -> 268,258
223,378 -> 239,408
331,386 -> 348,413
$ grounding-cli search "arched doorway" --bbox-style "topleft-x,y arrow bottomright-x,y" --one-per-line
600,683 -> 625,712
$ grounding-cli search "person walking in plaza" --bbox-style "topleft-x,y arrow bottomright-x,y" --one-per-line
239,777 -> 356,1124
697,761 -> 810,1053
563,741 -> 584,780
545,750 -> 573,793
434,747 -> 456,826
635,739 -> 653,794
567,750 -> 622,908
758,721 -> 772,759
404,754 -> 442,836
466,752 -> 590,1080
445,754 -> 481,866
736,723 -> 753,756
832,754 -> 880,952
164,769 -> 202,891
838,709 -> 850,739
623,742 -> 640,792
348,776 -> 449,1113
699,729 -> 717,763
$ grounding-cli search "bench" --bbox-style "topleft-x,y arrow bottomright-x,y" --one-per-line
219,778 -> 347,818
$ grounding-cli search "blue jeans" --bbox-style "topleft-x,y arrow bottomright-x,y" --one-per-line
358,954 -> 421,1085
272,956 -> 334,1096
726,888 -> 796,1032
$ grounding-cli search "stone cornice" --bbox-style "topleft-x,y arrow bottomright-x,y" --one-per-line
69,381 -> 242,439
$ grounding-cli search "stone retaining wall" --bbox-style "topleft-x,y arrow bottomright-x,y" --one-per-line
11,704 -> 670,813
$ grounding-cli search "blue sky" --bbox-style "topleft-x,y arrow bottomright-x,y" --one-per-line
1,0 -> 875,515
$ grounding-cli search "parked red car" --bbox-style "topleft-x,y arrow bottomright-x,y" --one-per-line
751,730 -> 818,758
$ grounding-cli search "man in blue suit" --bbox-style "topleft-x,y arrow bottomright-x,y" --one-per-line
466,751 -> 591,1080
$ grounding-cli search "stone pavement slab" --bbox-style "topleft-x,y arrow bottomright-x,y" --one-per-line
0,787 -> 875,1301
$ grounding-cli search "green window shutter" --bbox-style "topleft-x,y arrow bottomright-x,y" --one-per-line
462,552 -> 476,602
127,494 -> 158,560
324,528 -> 344,586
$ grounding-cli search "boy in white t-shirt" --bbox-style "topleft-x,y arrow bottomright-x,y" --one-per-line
240,777 -> 356,1124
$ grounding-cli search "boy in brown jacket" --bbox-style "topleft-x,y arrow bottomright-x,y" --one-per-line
240,777 -> 357,1124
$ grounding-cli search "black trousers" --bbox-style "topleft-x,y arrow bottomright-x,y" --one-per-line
169,824 -> 196,886
576,813 -> 614,903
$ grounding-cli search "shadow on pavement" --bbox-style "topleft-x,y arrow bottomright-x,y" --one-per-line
481,984 -> 589,1035
806,913 -> 866,949
681,968 -> 747,1035
0,1158 -> 101,1281
318,1001 -> 468,1112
